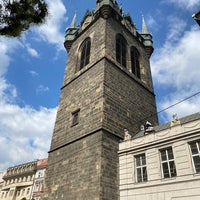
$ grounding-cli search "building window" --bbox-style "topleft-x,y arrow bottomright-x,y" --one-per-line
116,34 -> 127,68
5,191 -> 8,198
189,140 -> 200,173
71,109 -> 80,126
17,190 -> 20,196
35,183 -> 39,192
27,188 -> 30,195
131,46 -> 140,78
135,154 -> 148,182
79,38 -> 91,70
22,189 -> 26,196
9,190 -> 14,196
160,147 -> 177,178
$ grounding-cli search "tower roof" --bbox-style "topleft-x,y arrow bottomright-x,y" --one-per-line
95,0 -> 122,18
142,14 -> 149,34
96,0 -> 118,5
70,12 -> 77,28
192,10 -> 200,26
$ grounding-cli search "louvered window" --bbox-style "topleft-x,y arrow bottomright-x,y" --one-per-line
80,38 -> 91,70
116,34 -> 127,68
131,46 -> 140,78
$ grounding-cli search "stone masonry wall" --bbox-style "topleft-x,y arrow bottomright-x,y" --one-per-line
50,60 -> 105,151
44,12 -> 157,200
44,130 -> 120,200
103,60 -> 158,137
105,17 -> 155,93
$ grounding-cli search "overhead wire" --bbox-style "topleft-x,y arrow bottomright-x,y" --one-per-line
135,90 -> 200,125
157,91 -> 200,115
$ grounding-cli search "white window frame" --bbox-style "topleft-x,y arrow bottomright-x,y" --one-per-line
160,147 -> 177,178
135,154 -> 148,183
189,140 -> 200,174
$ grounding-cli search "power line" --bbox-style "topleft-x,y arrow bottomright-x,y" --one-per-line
136,90 -> 200,125
157,91 -> 200,115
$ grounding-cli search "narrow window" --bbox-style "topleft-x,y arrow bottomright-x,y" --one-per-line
9,190 -> 14,196
189,140 -> 200,173
160,147 -> 177,178
116,34 -> 127,68
131,46 -> 140,78
5,191 -> 8,198
36,183 -> 39,191
71,109 -> 80,126
27,188 -> 30,195
135,154 -> 147,182
22,189 -> 25,196
80,38 -> 91,70
17,190 -> 20,196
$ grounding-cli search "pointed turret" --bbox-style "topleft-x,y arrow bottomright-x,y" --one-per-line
64,12 -> 79,52
142,14 -> 149,34
192,10 -> 200,26
141,14 -> 154,58
70,11 -> 77,28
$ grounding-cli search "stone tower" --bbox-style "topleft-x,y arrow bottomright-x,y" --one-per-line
43,1 -> 158,199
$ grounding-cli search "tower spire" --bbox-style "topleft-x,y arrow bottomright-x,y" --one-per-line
64,11 -> 79,52
142,13 -> 149,34
70,11 -> 77,28
141,13 -> 154,58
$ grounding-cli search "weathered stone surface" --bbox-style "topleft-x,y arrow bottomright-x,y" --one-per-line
43,4 -> 157,200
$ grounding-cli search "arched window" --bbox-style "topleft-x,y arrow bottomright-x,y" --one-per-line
131,46 -> 140,78
79,38 -> 91,70
116,34 -> 127,68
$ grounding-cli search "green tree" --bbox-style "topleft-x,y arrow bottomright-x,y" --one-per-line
0,0 -> 48,37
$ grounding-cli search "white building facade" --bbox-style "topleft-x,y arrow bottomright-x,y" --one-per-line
119,113 -> 200,200
31,158 -> 47,200
0,159 -> 47,200
0,161 -> 37,200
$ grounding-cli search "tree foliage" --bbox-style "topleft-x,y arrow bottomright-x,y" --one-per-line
0,0 -> 48,37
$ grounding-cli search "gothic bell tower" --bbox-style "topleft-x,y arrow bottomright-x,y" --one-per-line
43,1 -> 158,199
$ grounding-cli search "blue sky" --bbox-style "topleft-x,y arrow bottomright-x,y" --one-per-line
0,0 -> 200,171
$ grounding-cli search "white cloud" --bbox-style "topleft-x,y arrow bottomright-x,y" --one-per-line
157,91 -> 200,122
34,0 -> 68,50
0,103 -> 57,171
0,36 -> 56,171
29,70 -> 39,77
36,85 -> 50,94
152,26 -> 200,89
146,15 -> 158,31
164,0 -> 200,10
26,44 -> 39,58
152,22 -> 200,122
0,37 -> 21,76
0,77 -> 56,171
0,0 -> 67,172
0,37 -> 21,103
166,16 -> 186,41
0,45 -> 9,76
